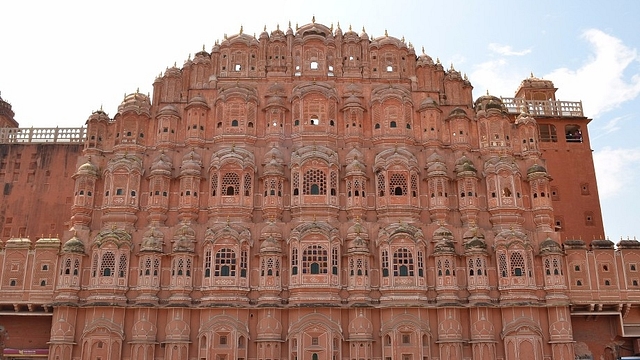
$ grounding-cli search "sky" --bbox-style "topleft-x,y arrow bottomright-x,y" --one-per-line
1,0 -> 639,241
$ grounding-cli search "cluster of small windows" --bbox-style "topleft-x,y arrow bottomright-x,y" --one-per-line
303,169 -> 327,195
393,248 -> 414,277
302,244 -> 328,274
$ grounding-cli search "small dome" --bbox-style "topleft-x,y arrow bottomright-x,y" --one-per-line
346,219 -> 369,253
433,225 -> 453,241
157,104 -> 180,118
150,152 -> 173,176
539,237 -> 562,254
186,95 -> 209,109
419,96 -> 439,111
117,90 -> 151,117
346,157 -> 366,176
260,235 -> 282,253
75,160 -> 98,177
591,239 -> 614,249
474,94 -> 506,114
180,149 -> 202,176
140,226 -> 164,253
449,107 -> 467,117
527,163 -> 547,175
455,156 -> 477,175
61,235 -> 85,254
417,51 -> 434,67
86,108 -> 110,124
172,223 -> 196,253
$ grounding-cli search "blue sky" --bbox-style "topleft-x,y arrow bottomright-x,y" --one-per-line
1,0 -> 639,240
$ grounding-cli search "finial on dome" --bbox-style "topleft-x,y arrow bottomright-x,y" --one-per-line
330,22 -> 333,31
401,36 -> 405,42
239,25 -> 243,34
486,90 -> 490,95
100,104 -> 103,111
264,25 -> 267,31
421,46 -> 425,54
436,58 -> 441,64
173,61 -> 177,67
188,53 -> 191,60
296,22 -> 299,30
530,71 -> 534,78
288,20 -> 291,28
464,73 -> 468,81
312,15 -> 315,23
385,29 -> 388,37
277,23 -> 280,30
349,24 -> 352,31
224,33 -> 228,39
362,26 -> 366,33
202,44 -> 205,51
450,63 -> 454,71
136,87 -> 140,93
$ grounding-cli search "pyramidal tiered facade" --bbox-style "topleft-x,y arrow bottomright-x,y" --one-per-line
0,19 -> 636,360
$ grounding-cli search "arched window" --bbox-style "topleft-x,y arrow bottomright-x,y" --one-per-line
393,248 -> 414,276
222,173 -> 240,196
215,248 -> 236,276
389,173 -> 408,196
100,252 -> 115,277
303,169 -> 326,195
231,119 -> 239,127
390,121 -> 397,128
510,252 -> 525,277
302,244 -> 328,274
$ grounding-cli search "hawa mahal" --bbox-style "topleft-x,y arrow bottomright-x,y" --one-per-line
0,19 -> 635,360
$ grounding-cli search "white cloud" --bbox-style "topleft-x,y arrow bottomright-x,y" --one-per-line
546,29 -> 640,118
591,114 -> 631,139
593,147 -> 640,199
488,43 -> 532,56
469,59 -> 522,97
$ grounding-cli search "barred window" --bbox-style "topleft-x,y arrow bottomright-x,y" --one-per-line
330,171 -> 337,196
411,173 -> 418,197
553,257 -> 562,275
74,258 -> 80,276
221,173 -> 240,196
92,254 -> 98,277
381,250 -> 389,277
100,252 -> 115,277
291,247 -> 298,275
243,174 -> 252,196
63,258 -> 72,275
293,172 -> 300,196
303,169 -> 326,195
510,252 -> 525,277
417,251 -> 424,277
389,173 -> 408,196
240,249 -> 248,278
377,173 -> 386,196
331,247 -> 339,275
499,253 -> 507,277
211,175 -> 218,196
215,248 -> 236,276
393,248 -> 414,276
204,249 -> 212,277
346,180 -> 352,197
118,254 -> 128,277
302,244 -> 328,274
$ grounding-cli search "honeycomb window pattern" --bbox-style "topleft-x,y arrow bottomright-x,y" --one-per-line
389,173 -> 408,196
303,169 -> 326,195
222,173 -> 240,196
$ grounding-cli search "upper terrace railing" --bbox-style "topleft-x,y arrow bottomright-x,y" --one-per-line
0,127 -> 86,144
501,98 -> 584,117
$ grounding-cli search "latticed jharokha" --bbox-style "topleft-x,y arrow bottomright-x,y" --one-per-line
0,19 -> 633,360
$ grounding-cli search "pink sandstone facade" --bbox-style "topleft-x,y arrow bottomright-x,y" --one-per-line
0,20 -> 635,360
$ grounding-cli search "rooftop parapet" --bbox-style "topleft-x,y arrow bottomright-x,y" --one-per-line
0,127 -> 86,144
502,98 -> 584,117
